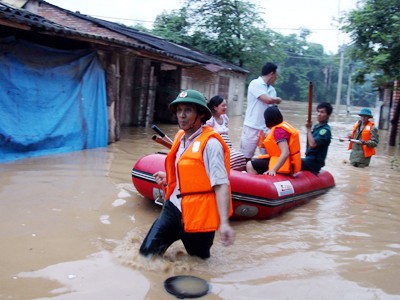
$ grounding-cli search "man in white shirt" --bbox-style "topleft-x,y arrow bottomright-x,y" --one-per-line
240,62 -> 282,160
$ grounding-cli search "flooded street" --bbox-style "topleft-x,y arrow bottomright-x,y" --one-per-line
1,101 -> 400,300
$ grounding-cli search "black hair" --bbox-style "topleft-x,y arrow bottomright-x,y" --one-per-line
207,95 -> 224,113
261,62 -> 278,76
198,105 -> 210,124
264,106 -> 283,128
317,102 -> 333,116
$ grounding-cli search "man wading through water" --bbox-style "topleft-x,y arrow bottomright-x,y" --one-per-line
139,89 -> 235,259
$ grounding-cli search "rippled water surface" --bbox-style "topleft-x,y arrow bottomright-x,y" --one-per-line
1,102 -> 400,299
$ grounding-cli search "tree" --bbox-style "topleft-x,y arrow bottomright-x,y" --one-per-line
240,28 -> 284,80
152,8 -> 191,45
182,0 -> 266,67
148,0 -> 346,103
130,24 -> 151,33
271,30 -> 338,103
342,0 -> 400,84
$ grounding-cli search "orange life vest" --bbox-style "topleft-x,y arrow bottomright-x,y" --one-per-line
348,120 -> 376,158
257,130 -> 266,148
165,126 -> 232,232
258,121 -> 301,174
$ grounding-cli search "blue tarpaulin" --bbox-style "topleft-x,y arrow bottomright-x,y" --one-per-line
0,37 -> 108,162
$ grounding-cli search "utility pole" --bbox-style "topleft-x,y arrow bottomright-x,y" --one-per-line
345,61 -> 353,115
335,45 -> 345,115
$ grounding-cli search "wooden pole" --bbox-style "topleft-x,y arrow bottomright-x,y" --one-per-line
151,124 -> 173,144
307,81 -> 313,150
307,81 -> 313,124
152,135 -> 172,149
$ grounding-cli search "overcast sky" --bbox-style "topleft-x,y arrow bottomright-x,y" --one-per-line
45,0 -> 358,54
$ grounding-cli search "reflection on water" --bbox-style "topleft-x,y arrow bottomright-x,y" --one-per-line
1,102 -> 400,299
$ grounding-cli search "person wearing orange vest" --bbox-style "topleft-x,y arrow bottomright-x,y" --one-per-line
346,108 -> 379,168
246,106 -> 301,176
139,89 -> 234,259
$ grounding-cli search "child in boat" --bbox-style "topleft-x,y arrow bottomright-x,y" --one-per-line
246,106 -> 301,176
206,95 -> 247,171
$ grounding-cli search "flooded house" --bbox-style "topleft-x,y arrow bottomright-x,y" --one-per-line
0,0 -> 248,162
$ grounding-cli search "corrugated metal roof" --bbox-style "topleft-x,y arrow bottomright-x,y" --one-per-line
0,2 -> 131,46
75,15 -> 248,73
0,1 -> 248,73
0,1 -> 70,31
0,1 -> 192,64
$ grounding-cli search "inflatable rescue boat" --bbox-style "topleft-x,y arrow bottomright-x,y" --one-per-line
131,153 -> 335,220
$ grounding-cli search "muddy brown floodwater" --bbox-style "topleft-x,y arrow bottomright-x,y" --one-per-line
1,102 -> 400,300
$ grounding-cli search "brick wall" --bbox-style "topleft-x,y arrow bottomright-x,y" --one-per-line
182,66 -> 217,99
390,81 -> 400,145
36,2 -> 142,46
182,67 -> 245,117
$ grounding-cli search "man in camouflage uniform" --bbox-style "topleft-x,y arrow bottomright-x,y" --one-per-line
347,108 -> 379,168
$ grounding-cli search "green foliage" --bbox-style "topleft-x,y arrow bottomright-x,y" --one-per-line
148,0 -> 380,106
269,32 -> 341,103
342,0 -> 400,84
182,0 -> 266,67
129,23 -> 151,33
240,28 -> 284,80
152,8 -> 191,44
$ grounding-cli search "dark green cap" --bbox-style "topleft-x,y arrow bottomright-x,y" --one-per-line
169,90 -> 212,120
359,108 -> 373,117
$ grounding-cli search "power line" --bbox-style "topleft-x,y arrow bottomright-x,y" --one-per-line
89,14 -> 343,55
283,53 -> 341,61
90,14 -> 339,32
272,27 -> 337,31
90,14 -> 153,23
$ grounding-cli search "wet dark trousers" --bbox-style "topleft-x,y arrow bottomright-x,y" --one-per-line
139,200 -> 215,259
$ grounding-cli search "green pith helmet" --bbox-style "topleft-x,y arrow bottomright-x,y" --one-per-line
358,108 -> 373,117
169,89 -> 212,120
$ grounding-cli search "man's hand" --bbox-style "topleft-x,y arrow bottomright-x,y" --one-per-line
305,120 -> 312,130
153,171 -> 167,186
265,169 -> 277,176
214,184 -> 235,247
219,223 -> 235,246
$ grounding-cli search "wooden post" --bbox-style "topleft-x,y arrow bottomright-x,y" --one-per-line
307,81 -> 313,149
307,81 -> 313,124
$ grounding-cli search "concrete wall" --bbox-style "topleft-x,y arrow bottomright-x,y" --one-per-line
181,67 -> 246,117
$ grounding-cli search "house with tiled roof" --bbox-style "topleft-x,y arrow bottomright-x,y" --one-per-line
0,0 -> 248,161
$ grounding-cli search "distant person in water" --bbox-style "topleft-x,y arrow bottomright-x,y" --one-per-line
206,95 -> 247,171
341,108 -> 379,168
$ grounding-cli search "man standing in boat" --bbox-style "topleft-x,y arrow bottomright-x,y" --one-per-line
139,89 -> 235,259
301,102 -> 333,174
240,62 -> 283,161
